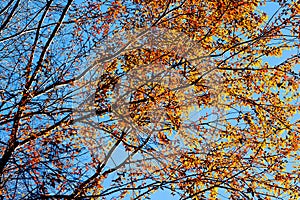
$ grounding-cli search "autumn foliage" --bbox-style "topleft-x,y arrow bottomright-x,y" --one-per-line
0,0 -> 300,199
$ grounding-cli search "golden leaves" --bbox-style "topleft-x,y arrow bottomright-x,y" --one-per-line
52,0 -> 300,199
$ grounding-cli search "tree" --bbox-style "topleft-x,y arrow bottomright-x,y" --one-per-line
0,0 -> 299,199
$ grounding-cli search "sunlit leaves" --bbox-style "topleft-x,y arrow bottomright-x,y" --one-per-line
1,0 -> 300,199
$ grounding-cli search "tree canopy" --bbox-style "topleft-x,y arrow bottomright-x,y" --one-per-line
0,0 -> 299,199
